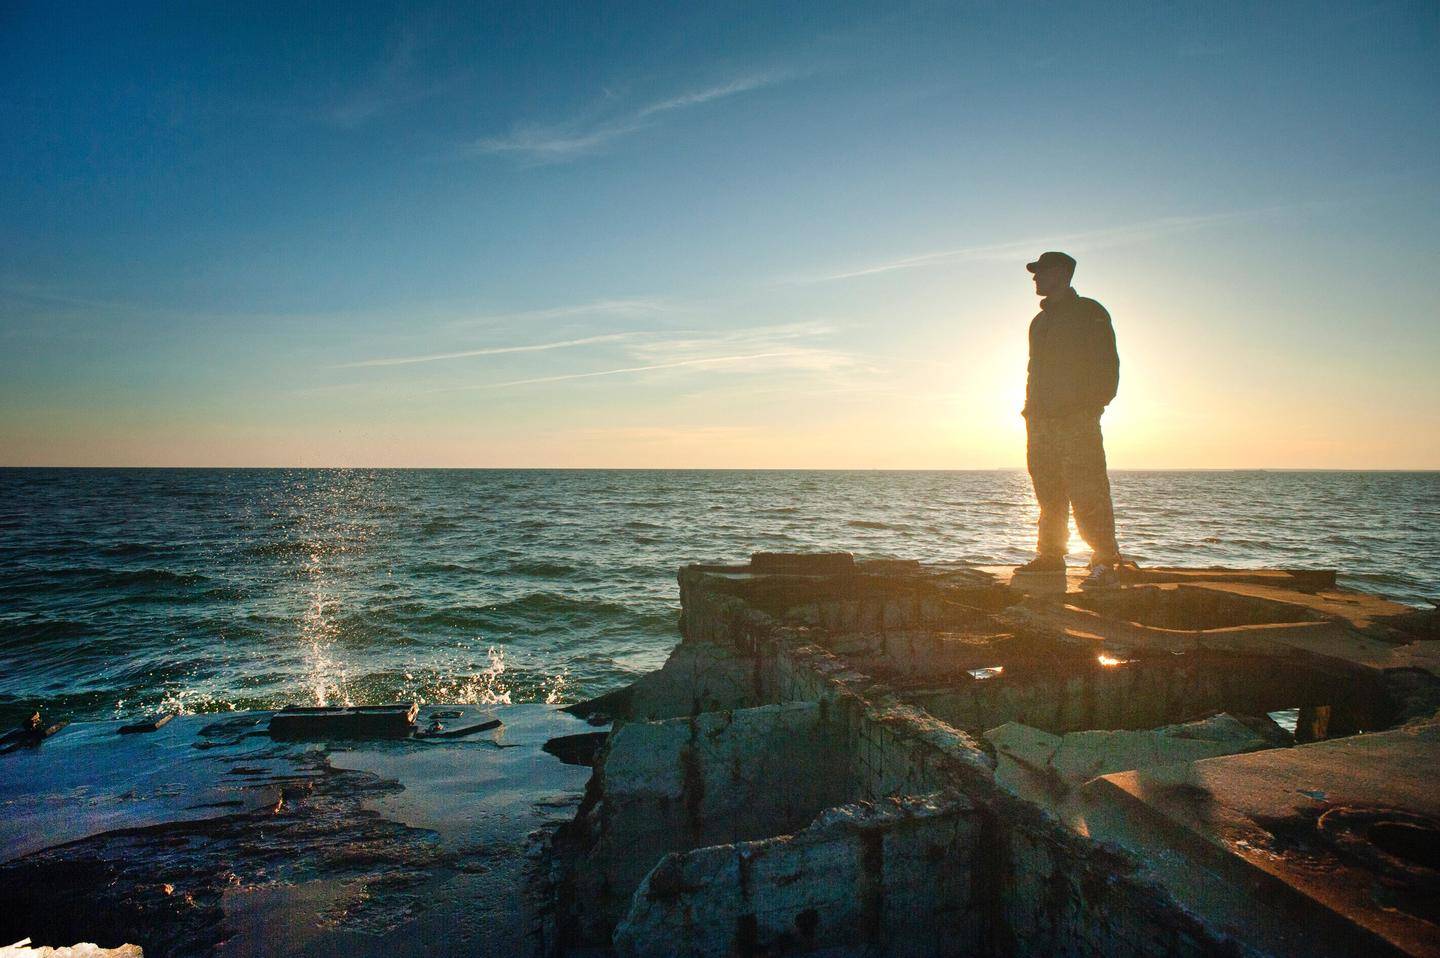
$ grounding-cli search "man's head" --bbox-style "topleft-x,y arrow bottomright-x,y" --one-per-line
1027,251 -> 1076,298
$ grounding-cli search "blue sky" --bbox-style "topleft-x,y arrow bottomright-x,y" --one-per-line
2,1 -> 1437,467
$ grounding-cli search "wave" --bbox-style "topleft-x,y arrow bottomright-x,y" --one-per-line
506,559 -> 579,578
14,566 -> 212,589
410,560 -> 485,576
240,539 -> 319,558
846,519 -> 905,530
114,568 -> 211,588
98,542 -> 163,558
0,615 -> 94,649
458,592 -> 641,623
111,586 -> 247,606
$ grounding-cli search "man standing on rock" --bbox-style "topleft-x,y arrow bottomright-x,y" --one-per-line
1013,251 -> 1129,586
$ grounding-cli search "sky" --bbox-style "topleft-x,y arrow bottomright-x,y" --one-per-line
1,1 -> 1437,468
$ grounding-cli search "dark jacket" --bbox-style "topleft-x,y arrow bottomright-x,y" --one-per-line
1023,287 -> 1119,419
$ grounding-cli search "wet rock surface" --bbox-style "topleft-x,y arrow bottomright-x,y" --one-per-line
2,944 -> 144,957
0,705 -> 594,958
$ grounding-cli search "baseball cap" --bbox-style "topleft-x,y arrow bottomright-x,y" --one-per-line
1026,251 -> 1077,273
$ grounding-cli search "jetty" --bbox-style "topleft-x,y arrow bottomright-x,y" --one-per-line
549,553 -> 1440,957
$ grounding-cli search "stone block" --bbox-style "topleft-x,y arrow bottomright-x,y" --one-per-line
614,793 -> 980,958
751,552 -> 855,575
583,701 -> 857,931
986,713 -> 1282,808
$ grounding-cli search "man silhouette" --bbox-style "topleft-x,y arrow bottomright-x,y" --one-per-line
1013,251 -> 1128,586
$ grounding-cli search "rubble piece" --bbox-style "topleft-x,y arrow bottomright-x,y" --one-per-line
548,552 -> 1440,957
542,731 -> 608,766
1230,710 -> 1296,745
413,717 -> 501,739
0,714 -> 67,756
1054,711 -> 1282,777
986,712 -> 1283,802
983,722 -> 1062,781
0,715 -> 40,749
750,551 -> 854,575
1140,566 -> 1339,591
117,712 -> 175,735
856,558 -> 923,574
267,703 -> 417,740
2,940 -> 142,957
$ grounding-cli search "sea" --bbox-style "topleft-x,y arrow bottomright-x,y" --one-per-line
2,468 -> 1437,726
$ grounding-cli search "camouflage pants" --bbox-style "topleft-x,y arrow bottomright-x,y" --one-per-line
1026,413 -> 1121,563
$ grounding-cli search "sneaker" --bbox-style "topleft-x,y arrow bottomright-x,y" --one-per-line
1014,556 -> 1066,574
1087,557 -> 1140,571
1082,563 -> 1122,589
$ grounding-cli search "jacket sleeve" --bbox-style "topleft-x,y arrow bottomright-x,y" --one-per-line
1022,316 -> 1039,416
1084,305 -> 1119,410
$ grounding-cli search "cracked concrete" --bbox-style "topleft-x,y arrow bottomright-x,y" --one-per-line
552,553 -> 1440,957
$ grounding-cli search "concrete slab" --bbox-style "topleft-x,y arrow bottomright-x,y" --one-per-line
986,714 -> 1282,812
982,564 -> 1344,596
1085,721 -> 1440,957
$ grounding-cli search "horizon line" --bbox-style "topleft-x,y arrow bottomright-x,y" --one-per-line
2,465 -> 1437,473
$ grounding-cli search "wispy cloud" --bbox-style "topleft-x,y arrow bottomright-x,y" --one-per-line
465,71 -> 786,163
626,320 -> 852,370
790,207 -> 1292,284
427,320 -> 867,392
448,298 -> 670,328
0,279 -> 150,313
334,332 -> 632,368
635,74 -> 780,118
465,123 -> 645,161
440,351 -> 808,391
328,26 -> 452,128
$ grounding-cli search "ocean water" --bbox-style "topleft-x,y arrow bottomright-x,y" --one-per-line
2,468 -> 1436,725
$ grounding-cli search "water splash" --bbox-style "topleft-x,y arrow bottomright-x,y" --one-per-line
304,639 -> 353,708
300,588 -> 352,706
542,669 -> 570,705
471,645 -> 513,705
295,490 -> 363,707
157,684 -> 234,716
422,645 -> 513,705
